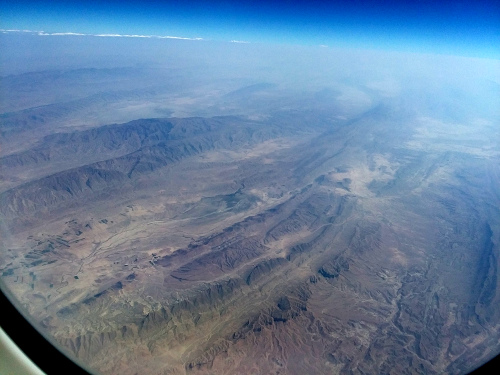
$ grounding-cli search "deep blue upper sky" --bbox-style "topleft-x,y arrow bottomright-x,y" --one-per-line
1,0 -> 499,57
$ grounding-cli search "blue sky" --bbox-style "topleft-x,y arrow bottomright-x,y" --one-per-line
1,0 -> 499,57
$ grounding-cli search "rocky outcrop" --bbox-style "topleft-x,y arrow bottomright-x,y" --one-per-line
318,256 -> 349,279
245,258 -> 288,285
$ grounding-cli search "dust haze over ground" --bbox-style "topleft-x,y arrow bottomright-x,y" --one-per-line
1,32 -> 500,375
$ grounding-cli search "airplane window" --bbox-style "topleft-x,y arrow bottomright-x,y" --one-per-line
1,1 -> 499,374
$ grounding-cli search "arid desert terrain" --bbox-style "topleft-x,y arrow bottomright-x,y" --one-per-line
1,34 -> 500,374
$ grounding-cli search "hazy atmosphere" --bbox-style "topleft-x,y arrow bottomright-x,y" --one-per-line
1,1 -> 499,374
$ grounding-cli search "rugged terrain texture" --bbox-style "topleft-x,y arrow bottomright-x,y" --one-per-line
1,103 -> 499,375
1,42 -> 500,374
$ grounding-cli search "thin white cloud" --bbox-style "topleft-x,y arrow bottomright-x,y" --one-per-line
93,33 -> 123,37
123,34 -> 152,38
38,32 -> 86,36
0,29 -> 36,32
157,35 -> 204,40
1,29 -> 203,41
230,40 -> 250,44
94,33 -> 203,40
51,32 -> 87,36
